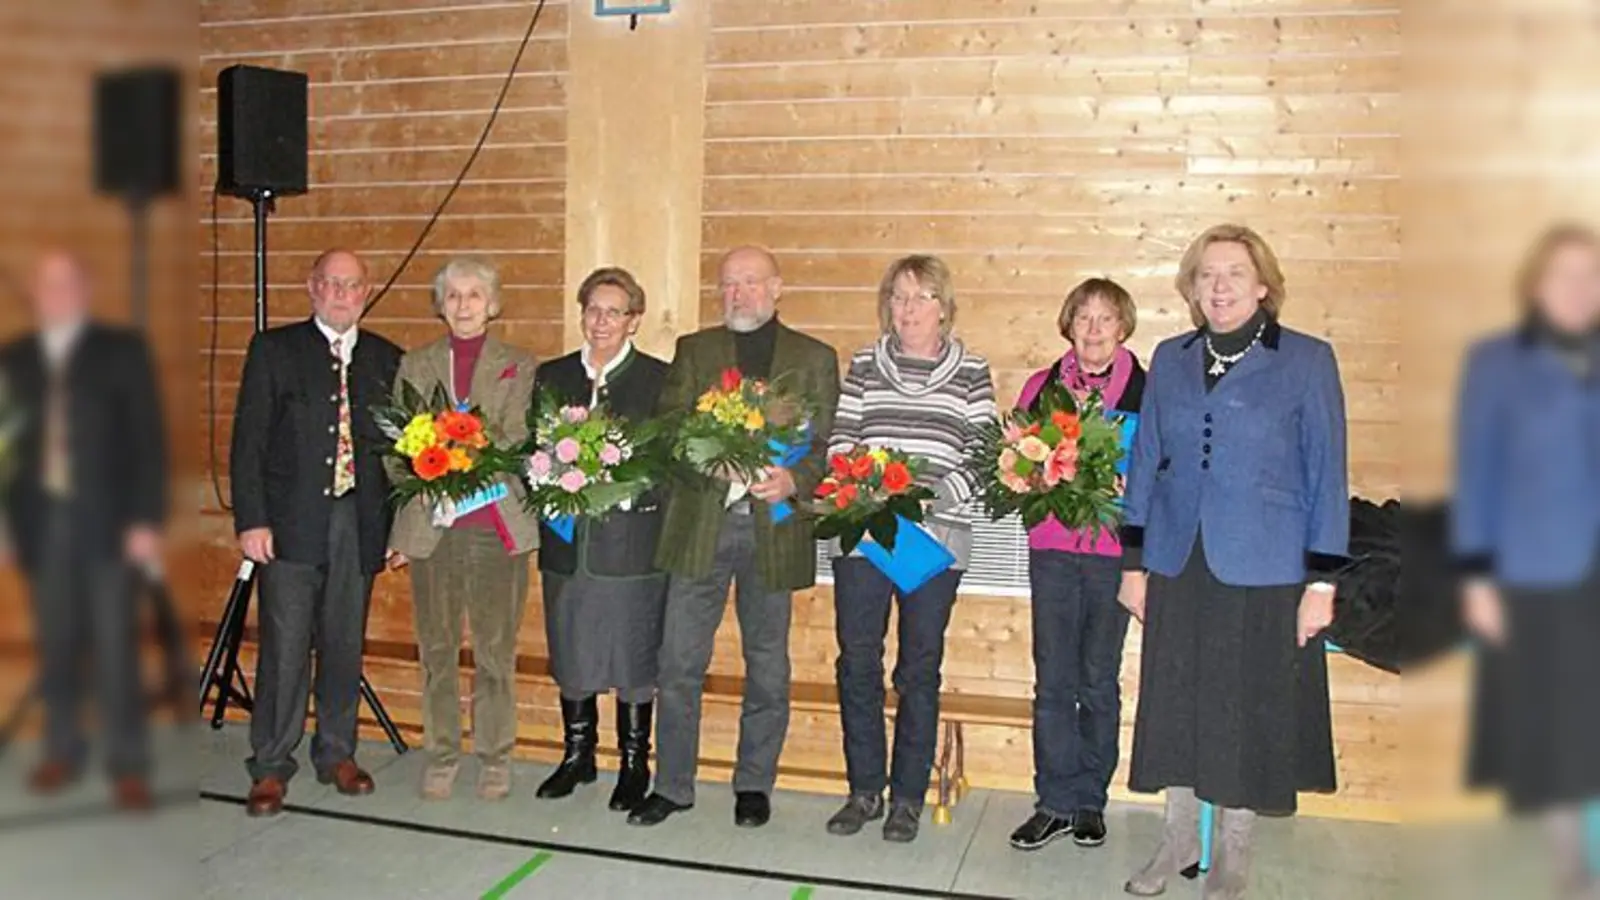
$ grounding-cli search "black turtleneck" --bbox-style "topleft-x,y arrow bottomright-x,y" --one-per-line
734,314 -> 779,379
1202,306 -> 1269,390
1528,312 -> 1598,381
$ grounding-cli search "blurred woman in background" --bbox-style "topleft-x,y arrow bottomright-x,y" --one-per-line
1455,224 -> 1600,899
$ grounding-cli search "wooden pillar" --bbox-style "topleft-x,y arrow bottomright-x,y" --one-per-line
563,3 -> 710,360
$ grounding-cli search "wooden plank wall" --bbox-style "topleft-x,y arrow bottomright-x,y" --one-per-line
195,0 -> 1403,821
695,0 -> 1399,818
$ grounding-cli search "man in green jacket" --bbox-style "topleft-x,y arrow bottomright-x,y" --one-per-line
628,246 -> 840,829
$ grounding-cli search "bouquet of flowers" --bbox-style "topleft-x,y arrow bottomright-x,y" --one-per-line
814,445 -> 955,594
971,381 -> 1129,537
372,380 -> 520,511
522,390 -> 667,539
813,446 -> 934,553
670,367 -> 814,520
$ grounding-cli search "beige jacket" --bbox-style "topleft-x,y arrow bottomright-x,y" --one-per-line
386,332 -> 539,559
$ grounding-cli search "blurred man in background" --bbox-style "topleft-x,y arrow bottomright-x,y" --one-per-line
0,250 -> 167,810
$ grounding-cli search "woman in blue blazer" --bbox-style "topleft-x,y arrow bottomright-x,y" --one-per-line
1117,224 -> 1347,899
1456,224 -> 1600,897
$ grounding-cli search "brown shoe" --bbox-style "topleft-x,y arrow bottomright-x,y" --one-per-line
246,776 -> 287,817
27,759 -> 79,795
113,776 -> 155,812
318,758 -> 375,796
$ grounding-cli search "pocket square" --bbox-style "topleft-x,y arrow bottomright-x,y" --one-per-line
499,363 -> 518,380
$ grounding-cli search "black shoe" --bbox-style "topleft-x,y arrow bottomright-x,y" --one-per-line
608,700 -> 652,812
627,792 -> 692,826
1009,810 -> 1075,851
1072,809 -> 1106,847
536,696 -> 598,799
734,791 -> 770,827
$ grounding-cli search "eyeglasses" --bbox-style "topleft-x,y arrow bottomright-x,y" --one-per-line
314,276 -> 366,294
889,290 -> 939,308
583,306 -> 634,324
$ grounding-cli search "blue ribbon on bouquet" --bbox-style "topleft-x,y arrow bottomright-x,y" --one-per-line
545,514 -> 576,543
856,513 -> 957,595
453,481 -> 509,517
763,422 -> 813,524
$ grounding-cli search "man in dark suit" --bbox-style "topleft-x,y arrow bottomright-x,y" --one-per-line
0,250 -> 166,810
229,248 -> 403,816
628,246 -> 840,829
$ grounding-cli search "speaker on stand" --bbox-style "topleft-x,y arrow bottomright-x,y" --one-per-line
198,64 -> 407,754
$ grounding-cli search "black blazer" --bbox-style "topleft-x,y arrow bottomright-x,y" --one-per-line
0,322 -> 167,574
534,346 -> 669,578
229,319 -> 402,575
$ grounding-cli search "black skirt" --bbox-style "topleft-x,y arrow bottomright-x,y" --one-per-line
1467,553 -> 1600,813
1128,534 -> 1337,815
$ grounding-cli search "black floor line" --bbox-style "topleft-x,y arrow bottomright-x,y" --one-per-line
199,790 -> 1013,899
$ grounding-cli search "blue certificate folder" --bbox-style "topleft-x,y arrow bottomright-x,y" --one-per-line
764,424 -> 812,524
857,514 -> 957,594
545,514 -> 576,542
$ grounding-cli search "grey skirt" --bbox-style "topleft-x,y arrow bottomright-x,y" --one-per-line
541,570 -> 667,695
1128,533 -> 1337,815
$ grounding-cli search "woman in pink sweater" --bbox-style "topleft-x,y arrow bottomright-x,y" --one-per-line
1008,278 -> 1145,853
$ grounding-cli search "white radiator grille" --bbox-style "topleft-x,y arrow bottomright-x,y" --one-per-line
812,513 -> 1034,597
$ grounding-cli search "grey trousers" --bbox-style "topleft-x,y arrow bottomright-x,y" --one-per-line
29,499 -> 145,777
409,527 -> 530,766
653,513 -> 793,805
247,497 -> 373,783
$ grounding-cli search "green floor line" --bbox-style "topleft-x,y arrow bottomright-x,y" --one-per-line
790,887 -> 815,900
481,851 -> 554,900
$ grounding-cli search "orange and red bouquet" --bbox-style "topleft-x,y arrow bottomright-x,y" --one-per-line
971,382 -> 1126,535
372,380 -> 520,508
812,445 -> 935,554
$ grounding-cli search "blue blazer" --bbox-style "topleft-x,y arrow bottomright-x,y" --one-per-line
1121,319 -> 1350,586
1451,327 -> 1600,588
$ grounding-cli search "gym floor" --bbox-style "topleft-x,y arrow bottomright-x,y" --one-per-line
0,723 -> 1557,899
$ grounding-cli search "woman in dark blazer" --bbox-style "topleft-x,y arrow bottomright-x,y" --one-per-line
1118,224 -> 1347,899
1455,224 -> 1600,898
533,267 -> 670,814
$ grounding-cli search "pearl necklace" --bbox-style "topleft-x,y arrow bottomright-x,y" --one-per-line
1204,320 -> 1266,377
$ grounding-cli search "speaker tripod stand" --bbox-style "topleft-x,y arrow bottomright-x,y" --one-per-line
198,186 -> 407,756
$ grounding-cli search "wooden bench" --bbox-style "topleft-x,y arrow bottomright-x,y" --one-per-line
196,621 -> 1031,822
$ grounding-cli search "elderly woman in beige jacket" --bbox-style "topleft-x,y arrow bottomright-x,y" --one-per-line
387,256 -> 539,801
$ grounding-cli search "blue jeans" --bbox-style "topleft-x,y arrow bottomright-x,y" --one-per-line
832,558 -> 962,808
1029,549 -> 1129,816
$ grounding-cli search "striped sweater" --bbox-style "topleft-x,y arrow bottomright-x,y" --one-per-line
825,336 -> 996,569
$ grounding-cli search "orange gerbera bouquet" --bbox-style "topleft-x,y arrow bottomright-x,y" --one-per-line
812,445 -> 935,554
372,380 -> 520,508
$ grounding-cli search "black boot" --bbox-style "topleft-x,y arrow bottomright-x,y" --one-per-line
608,700 -> 652,812
536,695 -> 598,799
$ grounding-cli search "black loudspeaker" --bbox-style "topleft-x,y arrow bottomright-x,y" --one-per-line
94,66 -> 181,199
216,64 -> 308,197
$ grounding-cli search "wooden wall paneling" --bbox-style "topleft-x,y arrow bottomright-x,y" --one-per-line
563,1 -> 711,357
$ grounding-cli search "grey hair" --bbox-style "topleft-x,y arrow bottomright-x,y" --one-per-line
431,256 -> 503,318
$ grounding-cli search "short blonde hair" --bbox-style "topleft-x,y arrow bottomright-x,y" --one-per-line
1516,222 -> 1600,314
1174,224 -> 1286,328
877,254 -> 956,338
1058,277 -> 1137,343
431,256 -> 502,318
577,266 -> 647,315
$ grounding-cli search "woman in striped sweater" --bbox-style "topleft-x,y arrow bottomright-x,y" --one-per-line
821,255 -> 996,843
1007,278 -> 1146,853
